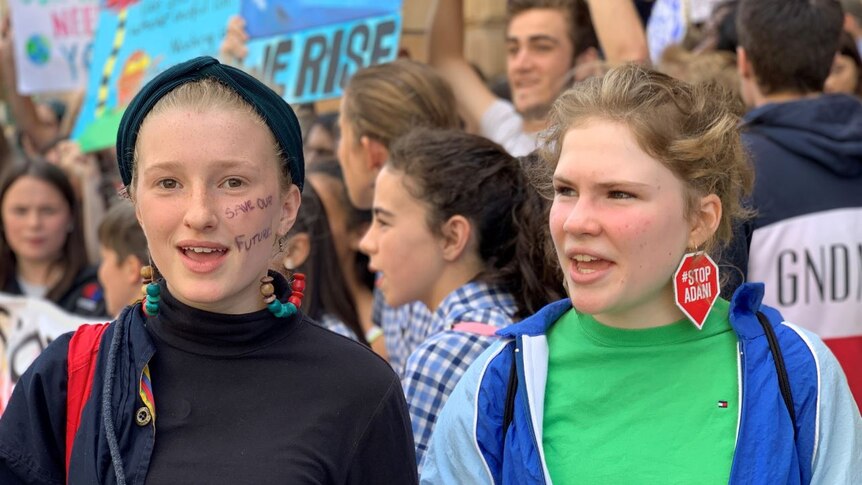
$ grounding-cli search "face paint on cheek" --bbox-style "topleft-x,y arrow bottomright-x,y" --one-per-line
256,195 -> 273,209
230,192 -> 280,252
235,226 -> 273,252
224,195 -> 275,220
225,200 -> 255,219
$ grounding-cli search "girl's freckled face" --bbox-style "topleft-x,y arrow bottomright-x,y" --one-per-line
548,120 -> 694,326
133,107 -> 296,314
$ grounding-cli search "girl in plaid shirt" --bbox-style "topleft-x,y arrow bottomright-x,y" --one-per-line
359,128 -> 564,470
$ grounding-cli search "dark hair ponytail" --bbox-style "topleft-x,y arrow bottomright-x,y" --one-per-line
507,155 -> 565,317
388,129 -> 564,319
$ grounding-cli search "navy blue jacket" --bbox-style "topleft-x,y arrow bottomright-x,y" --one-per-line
0,302 -> 418,484
722,94 -> 862,407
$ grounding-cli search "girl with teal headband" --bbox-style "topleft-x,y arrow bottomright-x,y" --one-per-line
0,56 -> 417,484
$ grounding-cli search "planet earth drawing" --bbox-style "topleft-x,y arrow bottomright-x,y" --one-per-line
25,34 -> 51,65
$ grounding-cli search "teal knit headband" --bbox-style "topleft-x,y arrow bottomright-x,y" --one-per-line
116,56 -> 304,191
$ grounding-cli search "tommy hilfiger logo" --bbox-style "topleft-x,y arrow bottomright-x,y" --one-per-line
717,401 -> 729,408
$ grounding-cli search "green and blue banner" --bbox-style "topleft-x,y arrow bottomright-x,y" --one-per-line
73,0 -> 401,152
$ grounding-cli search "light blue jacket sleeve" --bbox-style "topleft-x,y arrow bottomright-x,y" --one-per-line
789,325 -> 862,484
420,342 -> 507,485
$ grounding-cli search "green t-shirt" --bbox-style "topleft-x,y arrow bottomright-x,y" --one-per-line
542,299 -> 738,484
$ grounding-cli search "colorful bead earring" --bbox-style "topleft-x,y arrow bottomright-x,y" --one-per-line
141,265 -> 161,317
261,273 -> 305,318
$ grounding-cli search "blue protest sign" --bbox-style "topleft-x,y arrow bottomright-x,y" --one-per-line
72,0 -> 239,152
242,0 -> 402,104
241,0 -> 401,38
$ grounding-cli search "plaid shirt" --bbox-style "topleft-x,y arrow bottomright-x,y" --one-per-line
402,281 -> 517,471
373,291 -> 434,376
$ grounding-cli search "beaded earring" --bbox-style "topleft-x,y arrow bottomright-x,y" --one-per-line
141,265 -> 161,317
261,273 -> 306,318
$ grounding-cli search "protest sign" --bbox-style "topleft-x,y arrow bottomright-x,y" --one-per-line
72,0 -> 403,152
242,0 -> 402,104
690,0 -> 723,24
8,0 -> 98,94
71,0 -> 239,152
241,0 -> 401,38
0,293 -> 95,414
646,0 -> 687,64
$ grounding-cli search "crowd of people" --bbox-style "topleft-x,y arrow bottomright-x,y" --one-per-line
0,0 -> 859,483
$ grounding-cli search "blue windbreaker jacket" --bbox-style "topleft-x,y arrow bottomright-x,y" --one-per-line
421,284 -> 862,484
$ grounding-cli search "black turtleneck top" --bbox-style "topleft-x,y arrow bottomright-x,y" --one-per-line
142,276 -> 417,484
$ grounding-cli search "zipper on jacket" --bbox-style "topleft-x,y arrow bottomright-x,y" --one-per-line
514,337 -> 548,485
728,341 -> 746,483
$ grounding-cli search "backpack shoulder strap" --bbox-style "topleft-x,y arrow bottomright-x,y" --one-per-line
755,311 -> 797,435
502,345 -> 518,436
65,323 -> 110,479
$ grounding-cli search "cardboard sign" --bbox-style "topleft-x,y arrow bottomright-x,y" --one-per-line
242,0 -> 402,104
71,0 -> 240,152
8,0 -> 99,94
0,293 -> 95,414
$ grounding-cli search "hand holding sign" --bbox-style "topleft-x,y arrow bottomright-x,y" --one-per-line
72,0 -> 240,153
0,16 -> 17,89
220,15 -> 250,64
7,0 -> 98,94
73,0 -> 402,153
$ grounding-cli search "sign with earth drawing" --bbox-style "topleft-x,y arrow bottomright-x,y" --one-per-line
9,0 -> 99,94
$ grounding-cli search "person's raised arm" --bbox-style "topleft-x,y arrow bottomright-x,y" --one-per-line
55,141 -> 104,266
585,0 -> 649,65
0,17 -> 60,154
427,0 -> 498,128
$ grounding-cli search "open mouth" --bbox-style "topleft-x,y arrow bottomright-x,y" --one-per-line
513,79 -> 540,93
572,254 -> 612,274
179,246 -> 229,263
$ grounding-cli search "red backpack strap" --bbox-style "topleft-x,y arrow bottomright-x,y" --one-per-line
451,322 -> 499,337
65,323 -> 109,480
